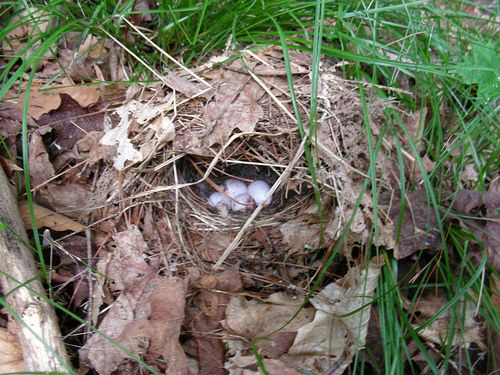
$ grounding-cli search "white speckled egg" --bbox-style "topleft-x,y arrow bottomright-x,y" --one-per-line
247,180 -> 272,206
207,192 -> 230,212
222,178 -> 248,199
231,193 -> 255,212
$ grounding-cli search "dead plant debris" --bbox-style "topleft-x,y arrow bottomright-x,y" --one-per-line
0,21 -> 494,374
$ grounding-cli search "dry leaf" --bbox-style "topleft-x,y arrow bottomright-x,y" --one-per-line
283,256 -> 384,375
101,227 -> 151,291
13,89 -> 62,120
100,101 -> 143,170
78,34 -> 109,61
19,200 -> 85,233
203,70 -> 264,147
56,78 -> 101,108
460,163 -> 478,184
75,131 -> 116,164
452,185 -> 500,272
79,279 -> 153,374
164,71 -> 209,98
0,328 -> 26,373
2,7 -> 51,61
37,183 -> 93,220
0,155 -> 22,177
36,94 -> 106,153
79,227 -> 190,374
380,189 -> 440,259
28,131 -> 55,187
223,292 -> 314,359
400,108 -> 427,151
189,267 -> 243,375
411,290 -> 485,350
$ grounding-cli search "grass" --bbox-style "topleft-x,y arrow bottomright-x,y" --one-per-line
1,0 -> 499,373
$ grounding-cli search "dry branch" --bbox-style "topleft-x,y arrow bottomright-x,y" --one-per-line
0,167 -> 71,372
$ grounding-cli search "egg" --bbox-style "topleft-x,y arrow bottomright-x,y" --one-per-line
231,193 -> 255,212
222,178 -> 248,199
247,180 -> 272,206
207,192 -> 230,212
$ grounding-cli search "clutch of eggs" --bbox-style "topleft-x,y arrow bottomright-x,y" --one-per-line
207,178 -> 272,213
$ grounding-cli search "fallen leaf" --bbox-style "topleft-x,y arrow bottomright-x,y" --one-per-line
78,34 -> 109,61
19,200 -> 85,233
79,227 -> 190,374
452,184 -> 500,271
100,100 -> 142,170
37,182 -> 93,220
2,7 -> 51,62
400,108 -> 427,152
37,94 -> 106,152
75,131 -> 116,165
164,71 -> 210,98
56,78 -> 101,108
189,267 -> 243,375
101,227 -> 152,292
283,256 -> 384,375
380,189 -> 440,259
0,155 -> 22,177
460,163 -> 478,184
28,131 -> 55,187
0,101 -> 36,127
79,279 -> 153,374
12,88 -> 62,120
203,70 -> 264,147
411,289 -> 485,350
223,292 -> 314,358
147,277 -> 189,374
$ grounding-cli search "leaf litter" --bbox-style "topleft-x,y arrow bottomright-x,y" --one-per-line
0,18 -> 494,374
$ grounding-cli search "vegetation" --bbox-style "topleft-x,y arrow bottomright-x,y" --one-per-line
0,0 -> 498,373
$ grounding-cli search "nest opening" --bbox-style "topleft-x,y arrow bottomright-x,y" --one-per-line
178,155 -> 309,217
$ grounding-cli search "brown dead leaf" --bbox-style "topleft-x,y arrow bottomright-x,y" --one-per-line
282,257 -> 384,375
37,94 -> 106,152
0,328 -> 26,373
28,131 -> 55,187
79,279 -> 153,374
460,163 -> 479,184
75,131 -> 116,165
19,200 -> 85,233
410,289 -> 485,350
0,101 -> 36,127
0,156 -> 22,177
101,227 -> 152,292
452,183 -> 500,271
452,189 -> 500,215
78,34 -> 110,61
56,78 -> 101,108
164,71 -> 210,98
37,182 -> 92,220
13,88 -> 62,120
46,235 -> 92,307
203,70 -> 265,147
194,232 -> 233,262
223,292 -> 314,359
189,267 -> 243,375
406,154 -> 436,182
79,227 -> 188,374
226,356 -> 302,375
148,278 -> 189,374
2,7 -> 51,62
380,189 -> 440,259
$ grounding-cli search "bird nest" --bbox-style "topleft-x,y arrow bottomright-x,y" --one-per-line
103,46 -> 396,274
